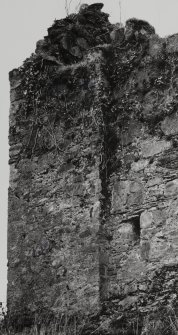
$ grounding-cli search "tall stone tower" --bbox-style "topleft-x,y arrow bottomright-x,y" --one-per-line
8,3 -> 178,333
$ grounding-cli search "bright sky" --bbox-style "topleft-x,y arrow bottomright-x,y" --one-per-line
1,0 -> 178,303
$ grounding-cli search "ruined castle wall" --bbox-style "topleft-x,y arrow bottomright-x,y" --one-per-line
8,52 -> 105,317
101,33 -> 178,329
8,5 -> 178,333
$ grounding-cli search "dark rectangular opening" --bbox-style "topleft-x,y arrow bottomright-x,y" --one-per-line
132,216 -> 141,241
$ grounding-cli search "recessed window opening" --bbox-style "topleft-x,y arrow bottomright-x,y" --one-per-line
132,216 -> 141,241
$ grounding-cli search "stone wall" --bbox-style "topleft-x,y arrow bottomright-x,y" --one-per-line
8,3 -> 178,334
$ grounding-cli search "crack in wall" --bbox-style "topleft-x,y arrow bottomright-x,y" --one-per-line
94,50 -> 118,303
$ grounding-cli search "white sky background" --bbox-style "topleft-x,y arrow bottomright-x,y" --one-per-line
1,0 -> 178,303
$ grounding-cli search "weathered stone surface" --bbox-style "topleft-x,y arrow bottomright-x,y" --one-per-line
8,4 -> 178,335
161,113 -> 178,135
149,35 -> 164,58
166,34 -> 178,53
164,179 -> 178,197
140,211 -> 153,229
141,138 -> 172,158
131,159 -> 149,172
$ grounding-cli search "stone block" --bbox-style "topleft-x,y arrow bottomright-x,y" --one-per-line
111,180 -> 130,212
161,113 -> 178,135
118,223 -> 135,240
131,159 -> 149,172
119,295 -> 138,308
128,182 -> 144,207
9,164 -> 19,190
140,211 -> 153,229
140,240 -> 150,260
164,179 -> 178,197
147,177 -> 162,187
141,138 -> 171,158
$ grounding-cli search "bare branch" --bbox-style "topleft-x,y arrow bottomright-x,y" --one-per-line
119,0 -> 122,25
75,0 -> 82,13
65,0 -> 74,15
65,0 -> 82,15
